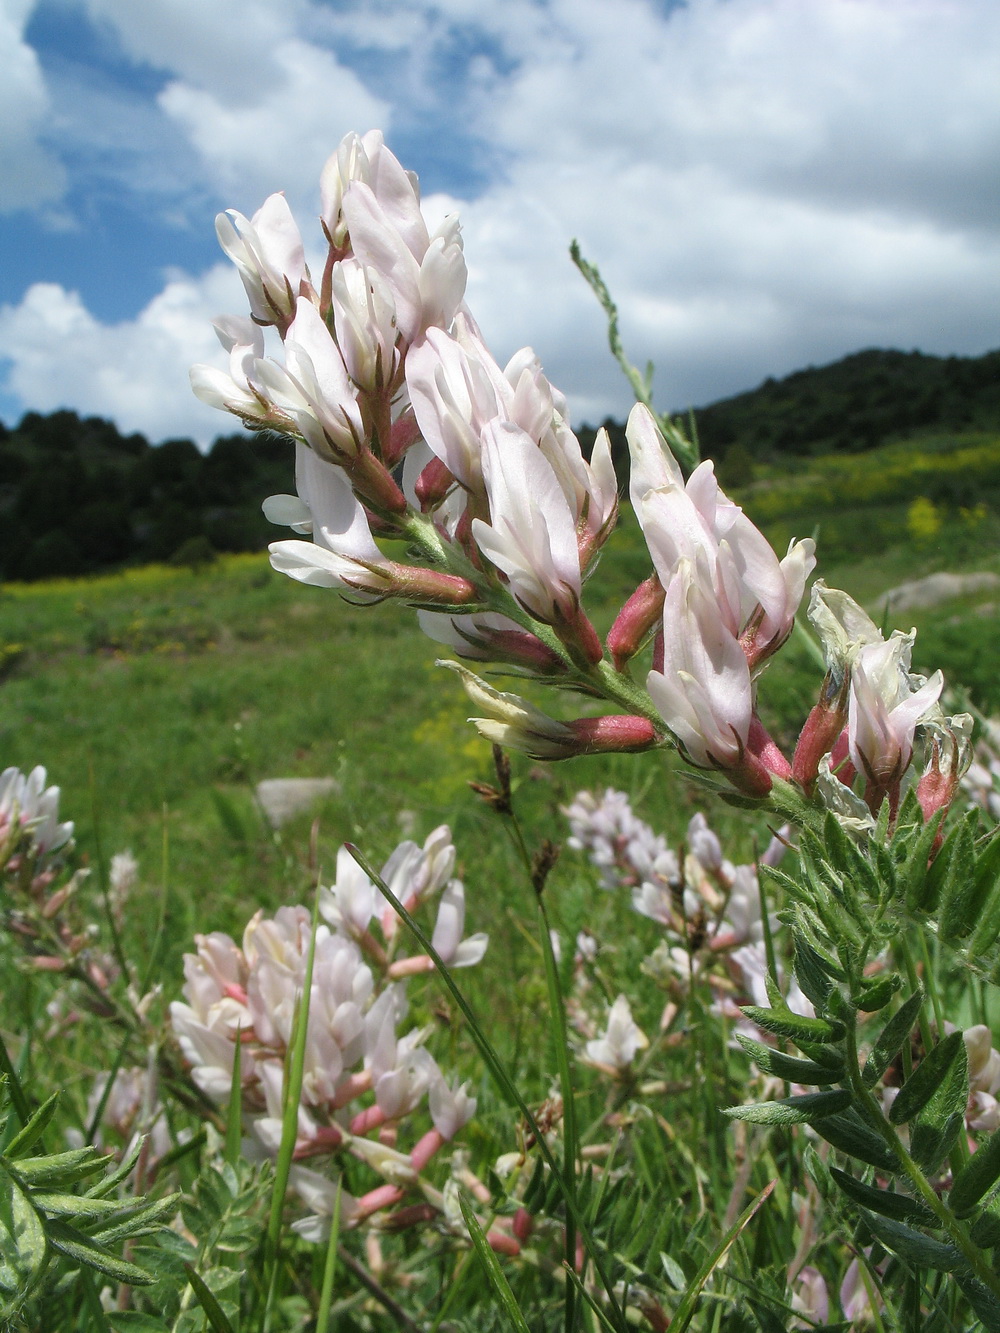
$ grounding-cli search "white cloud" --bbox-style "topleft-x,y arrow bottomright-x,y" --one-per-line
83,0 -> 390,212
412,0 -> 1000,415
5,0 -> 1000,436
0,264 -> 248,445
0,0 -> 67,212
159,38 -> 389,210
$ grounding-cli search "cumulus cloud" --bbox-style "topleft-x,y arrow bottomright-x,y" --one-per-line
0,264 -> 247,445
4,0 -> 999,435
159,38 -> 389,210
0,0 -> 68,213
84,0 -> 390,211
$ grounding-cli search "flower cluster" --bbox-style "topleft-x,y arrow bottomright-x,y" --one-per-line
562,789 -> 809,1074
191,130 -> 818,790
0,764 -> 74,875
170,826 -> 488,1237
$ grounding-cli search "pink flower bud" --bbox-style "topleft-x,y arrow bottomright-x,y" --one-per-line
566,715 -> 659,755
607,576 -> 665,671
791,674 -> 850,792
414,454 -> 457,510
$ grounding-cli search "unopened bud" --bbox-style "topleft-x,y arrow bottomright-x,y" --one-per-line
607,576 -> 665,671
415,454 -> 456,510
792,674 -> 850,792
41,885 -> 73,919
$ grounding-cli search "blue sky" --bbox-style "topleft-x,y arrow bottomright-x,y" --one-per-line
2,0 -> 999,446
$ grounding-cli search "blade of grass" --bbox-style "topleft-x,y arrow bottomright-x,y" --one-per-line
315,1179 -> 343,1333
88,759 -> 131,986
458,1192 -> 532,1333
536,893 -> 580,1333
224,1025 -> 242,1169
0,1028 -> 31,1126
262,873 -> 322,1327
668,1180 -> 775,1333
346,843 -> 628,1333
185,1264 -> 237,1333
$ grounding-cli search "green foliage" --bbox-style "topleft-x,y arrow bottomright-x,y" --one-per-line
0,410 -> 292,581
0,1083 -> 177,1325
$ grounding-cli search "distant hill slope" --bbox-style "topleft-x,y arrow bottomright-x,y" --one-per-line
3,343 -> 998,580
692,346 -> 1000,460
0,410 -> 292,582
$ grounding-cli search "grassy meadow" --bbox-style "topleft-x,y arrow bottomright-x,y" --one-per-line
1,427 -> 998,966
2,425 -> 1000,1330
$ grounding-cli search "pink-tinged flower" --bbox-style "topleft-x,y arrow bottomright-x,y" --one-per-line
430,881 -> 488,968
417,609 -> 566,675
626,404 -> 684,511
840,1255 -> 884,1326
0,765 -> 73,862
916,712 -> 973,823
342,183 -> 466,346
648,559 -> 761,785
406,318 -> 505,491
254,298 -> 364,463
472,420 -> 582,624
321,130 -> 425,257
628,405 -> 813,667
441,661 -> 578,758
266,441 -> 389,596
428,1074 -> 477,1140
319,845 -> 377,938
607,575 -> 665,671
268,443 -> 474,604
442,662 -> 656,759
330,257 -> 400,392
583,995 -> 648,1072
790,1267 -> 829,1328
848,633 -> 944,801
190,316 -> 273,426
216,192 -> 306,330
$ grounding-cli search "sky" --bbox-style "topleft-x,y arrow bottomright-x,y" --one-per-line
1,0 -> 999,447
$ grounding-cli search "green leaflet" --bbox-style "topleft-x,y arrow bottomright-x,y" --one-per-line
955,1274 -> 1000,1333
740,1006 -> 844,1044
862,1213 -> 963,1273
939,815 -> 986,942
46,1219 -> 155,1286
917,813 -> 976,918
1,1092 -> 60,1159
458,1192 -> 533,1333
721,1090 -> 852,1125
813,1113 -> 898,1173
0,1162 -> 46,1300
949,1130 -> 1000,1217
900,810 -> 947,911
733,1033 -> 844,1085
862,990 -> 923,1088
9,1147 -> 110,1188
889,1030 -> 967,1125
911,1112 -> 965,1175
855,973 -> 902,1012
830,1168 -> 936,1226
791,933 -> 833,1009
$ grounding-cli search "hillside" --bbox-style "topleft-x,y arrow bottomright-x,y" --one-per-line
692,345 -> 1000,461
2,343 -> 998,581
0,411 -> 292,581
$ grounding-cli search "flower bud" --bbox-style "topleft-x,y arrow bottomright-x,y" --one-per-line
606,576 -> 664,671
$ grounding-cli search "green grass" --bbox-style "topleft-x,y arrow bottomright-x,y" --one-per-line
1,479 -> 998,940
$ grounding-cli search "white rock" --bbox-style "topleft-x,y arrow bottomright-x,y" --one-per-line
876,571 -> 1000,615
256,778 -> 339,828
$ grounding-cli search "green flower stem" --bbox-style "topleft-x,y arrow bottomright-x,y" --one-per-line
346,843 -> 629,1333
842,1004 -> 1000,1301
